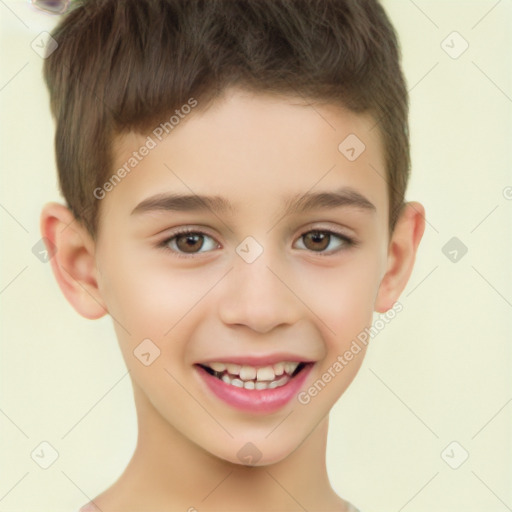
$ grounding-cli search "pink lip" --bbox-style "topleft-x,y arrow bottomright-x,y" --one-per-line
197,353 -> 315,367
195,362 -> 314,414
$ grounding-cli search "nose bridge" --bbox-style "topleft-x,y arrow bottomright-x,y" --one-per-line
218,238 -> 301,333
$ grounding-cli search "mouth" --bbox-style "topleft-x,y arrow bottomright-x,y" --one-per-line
194,360 -> 315,414
196,361 -> 309,390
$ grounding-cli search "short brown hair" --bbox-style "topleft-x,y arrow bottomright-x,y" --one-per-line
43,0 -> 410,238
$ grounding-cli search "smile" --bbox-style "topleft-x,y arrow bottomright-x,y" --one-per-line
199,361 -> 305,390
195,360 -> 315,414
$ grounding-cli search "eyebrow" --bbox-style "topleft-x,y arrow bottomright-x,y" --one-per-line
130,186 -> 376,217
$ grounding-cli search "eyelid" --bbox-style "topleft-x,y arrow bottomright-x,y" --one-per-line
293,226 -> 358,256
299,221 -> 356,240
158,226 -> 221,258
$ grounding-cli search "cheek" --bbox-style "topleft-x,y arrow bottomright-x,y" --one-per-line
301,253 -> 382,345
101,252 -> 222,378
296,264 -> 378,410
105,261 -> 201,397
98,244 -> 199,334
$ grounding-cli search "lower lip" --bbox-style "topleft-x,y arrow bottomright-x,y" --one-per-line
195,363 -> 314,414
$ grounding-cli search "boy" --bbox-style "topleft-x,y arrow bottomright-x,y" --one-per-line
40,0 -> 425,510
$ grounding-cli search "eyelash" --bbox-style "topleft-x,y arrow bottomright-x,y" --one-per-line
157,227 -> 358,259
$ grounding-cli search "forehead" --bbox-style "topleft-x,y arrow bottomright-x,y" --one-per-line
103,87 -> 387,227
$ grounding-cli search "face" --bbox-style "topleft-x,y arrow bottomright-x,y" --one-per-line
93,87 -> 390,465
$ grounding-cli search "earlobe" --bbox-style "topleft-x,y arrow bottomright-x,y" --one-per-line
374,201 -> 426,313
40,202 -> 108,319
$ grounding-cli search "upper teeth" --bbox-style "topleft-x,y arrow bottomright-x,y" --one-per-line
207,361 -> 300,381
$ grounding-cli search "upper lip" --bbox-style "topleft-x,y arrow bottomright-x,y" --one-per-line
196,353 -> 316,367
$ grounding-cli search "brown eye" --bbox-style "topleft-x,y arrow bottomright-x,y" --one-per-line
161,230 -> 219,256
302,231 -> 330,251
160,228 -> 354,258
175,233 -> 205,253
295,229 -> 354,254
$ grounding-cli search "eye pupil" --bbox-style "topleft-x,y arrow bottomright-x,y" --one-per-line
176,233 -> 203,252
304,231 -> 329,251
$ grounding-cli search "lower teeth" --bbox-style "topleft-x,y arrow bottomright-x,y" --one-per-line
219,373 -> 290,390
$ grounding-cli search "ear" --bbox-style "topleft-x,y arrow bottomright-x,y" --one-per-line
374,201 -> 426,313
40,202 -> 108,319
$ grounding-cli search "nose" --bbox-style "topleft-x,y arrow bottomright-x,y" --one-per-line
217,247 -> 303,334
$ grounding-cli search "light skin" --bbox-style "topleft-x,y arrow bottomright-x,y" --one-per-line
41,86 -> 425,511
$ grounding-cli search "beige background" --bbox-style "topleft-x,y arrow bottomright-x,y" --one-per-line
1,1 -> 511,511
